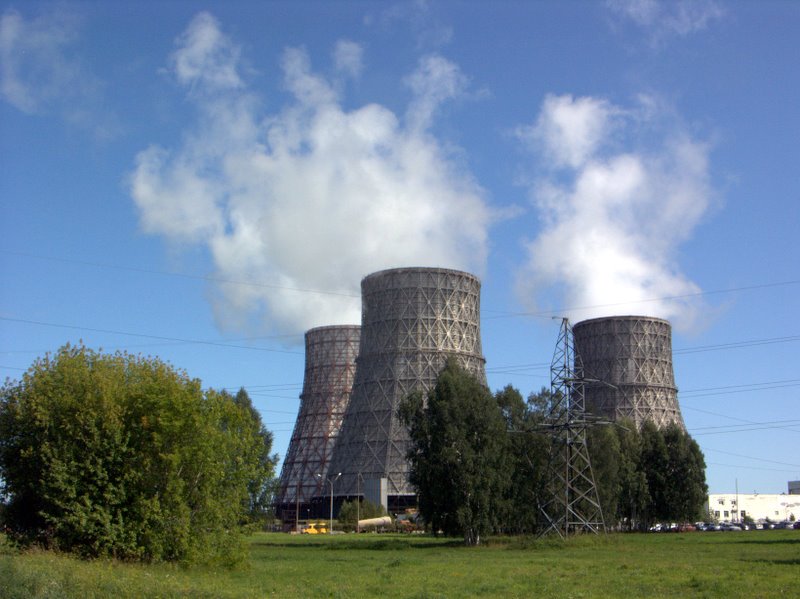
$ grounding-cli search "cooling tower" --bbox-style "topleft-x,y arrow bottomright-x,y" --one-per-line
572,315 -> 685,431
326,267 -> 486,511
274,325 -> 360,522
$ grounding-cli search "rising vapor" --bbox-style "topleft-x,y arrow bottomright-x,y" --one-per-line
516,94 -> 715,330
129,12 -> 489,337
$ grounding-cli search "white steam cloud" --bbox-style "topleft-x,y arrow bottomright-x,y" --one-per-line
130,12 -> 489,336
516,94 -> 714,330
0,7 -> 118,138
606,0 -> 724,43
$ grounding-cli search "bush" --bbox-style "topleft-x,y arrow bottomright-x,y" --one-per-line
0,344 -> 274,564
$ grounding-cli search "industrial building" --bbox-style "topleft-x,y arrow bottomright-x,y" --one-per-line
573,315 -> 685,430
273,325 -> 360,523
325,267 -> 487,513
707,493 -> 800,523
273,272 -> 697,523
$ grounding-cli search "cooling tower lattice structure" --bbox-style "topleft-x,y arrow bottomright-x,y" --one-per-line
274,325 -> 360,521
327,267 -> 486,509
572,315 -> 685,431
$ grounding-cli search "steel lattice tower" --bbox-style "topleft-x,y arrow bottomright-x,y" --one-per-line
327,267 -> 486,510
274,325 -> 360,523
573,316 -> 685,431
538,318 -> 605,537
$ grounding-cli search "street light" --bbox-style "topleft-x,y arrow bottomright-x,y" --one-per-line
316,472 -> 341,534
356,472 -> 363,534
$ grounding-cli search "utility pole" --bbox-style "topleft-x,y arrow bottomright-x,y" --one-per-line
538,318 -> 605,538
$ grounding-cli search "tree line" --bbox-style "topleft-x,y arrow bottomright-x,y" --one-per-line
401,360 -> 708,545
0,344 -> 276,565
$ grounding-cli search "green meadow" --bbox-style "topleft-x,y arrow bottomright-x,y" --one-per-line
2,530 -> 798,598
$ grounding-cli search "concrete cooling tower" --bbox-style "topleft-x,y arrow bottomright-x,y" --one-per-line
326,267 -> 486,512
572,315 -> 685,431
274,325 -> 360,523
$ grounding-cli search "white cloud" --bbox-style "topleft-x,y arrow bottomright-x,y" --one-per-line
517,94 -> 621,169
334,40 -> 363,78
0,7 -> 118,138
606,0 -> 725,43
516,94 -> 715,331
405,54 -> 468,131
129,13 -> 490,337
170,11 -> 242,92
365,1 -> 453,49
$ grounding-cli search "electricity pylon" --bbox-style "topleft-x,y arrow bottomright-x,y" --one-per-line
538,318 -> 605,538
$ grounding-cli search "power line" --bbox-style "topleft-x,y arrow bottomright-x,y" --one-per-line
682,405 -> 800,435
692,423 -> 800,436
482,279 -> 800,320
706,462 -> 799,474
1,250 -> 361,299
0,316 -> 303,355
5,249 -> 798,319
679,380 -> 800,399
702,447 -> 800,469
674,335 -> 800,355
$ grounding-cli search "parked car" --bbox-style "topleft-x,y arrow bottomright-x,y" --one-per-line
793,521 -> 800,530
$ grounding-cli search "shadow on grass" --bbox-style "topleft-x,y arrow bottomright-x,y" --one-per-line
251,538 -> 465,551
729,538 -> 800,546
744,558 -> 800,566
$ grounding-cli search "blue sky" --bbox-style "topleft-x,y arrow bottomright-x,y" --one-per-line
1,0 -> 798,495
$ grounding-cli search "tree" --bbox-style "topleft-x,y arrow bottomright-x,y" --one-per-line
338,498 -> 387,531
495,386 -> 550,534
662,424 -> 708,523
639,421 -> 671,525
231,388 -> 278,525
614,419 -> 649,530
400,360 -> 509,545
0,343 -> 275,564
586,424 -> 621,527
637,422 -> 707,525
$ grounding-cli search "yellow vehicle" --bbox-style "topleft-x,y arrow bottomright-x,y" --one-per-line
302,521 -> 328,535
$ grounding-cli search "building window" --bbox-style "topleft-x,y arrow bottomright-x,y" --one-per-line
741,510 -> 747,518
718,498 -> 725,505
724,511 -> 729,518
714,511 -> 720,518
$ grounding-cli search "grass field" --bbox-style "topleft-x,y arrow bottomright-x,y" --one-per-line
2,530 -> 798,598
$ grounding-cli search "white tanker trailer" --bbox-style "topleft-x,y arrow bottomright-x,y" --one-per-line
357,516 -> 392,530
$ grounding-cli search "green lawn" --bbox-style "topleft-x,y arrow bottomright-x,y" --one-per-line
2,530 -> 798,598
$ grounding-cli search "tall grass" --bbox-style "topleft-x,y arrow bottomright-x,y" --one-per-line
2,530 -> 798,598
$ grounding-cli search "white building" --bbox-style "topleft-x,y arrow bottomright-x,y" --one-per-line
707,493 -> 800,523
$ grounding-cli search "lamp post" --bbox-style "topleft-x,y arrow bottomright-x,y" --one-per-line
316,472 -> 341,534
356,472 -> 363,534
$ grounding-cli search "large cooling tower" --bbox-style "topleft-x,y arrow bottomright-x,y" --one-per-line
572,315 -> 685,431
327,267 -> 486,510
274,325 -> 360,521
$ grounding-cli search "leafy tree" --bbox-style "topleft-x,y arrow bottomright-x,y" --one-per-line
586,424 -> 621,527
231,388 -> 278,524
661,424 -> 708,522
338,498 -> 388,531
495,386 -> 550,534
0,344 -> 274,564
400,360 -> 510,545
614,419 -> 650,530
639,421 -> 671,525
636,422 -> 707,525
